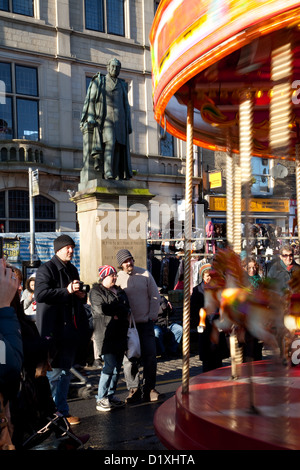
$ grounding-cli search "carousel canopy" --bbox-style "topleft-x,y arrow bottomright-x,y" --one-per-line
149,0 -> 300,160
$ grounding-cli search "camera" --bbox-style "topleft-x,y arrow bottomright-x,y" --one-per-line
78,281 -> 90,294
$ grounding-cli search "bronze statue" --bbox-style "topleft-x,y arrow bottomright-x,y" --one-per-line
80,58 -> 132,180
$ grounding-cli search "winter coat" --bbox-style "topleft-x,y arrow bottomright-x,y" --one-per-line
35,255 -> 90,369
0,307 -> 23,403
155,295 -> 173,328
90,283 -> 130,356
268,259 -> 300,294
116,266 -> 160,323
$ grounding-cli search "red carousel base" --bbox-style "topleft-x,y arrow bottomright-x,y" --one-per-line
154,360 -> 300,450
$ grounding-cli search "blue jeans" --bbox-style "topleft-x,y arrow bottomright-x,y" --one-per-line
154,323 -> 183,354
96,353 -> 123,401
47,368 -> 72,416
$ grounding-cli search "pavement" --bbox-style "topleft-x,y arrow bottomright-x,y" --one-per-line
30,348 -> 274,452
31,352 -> 208,451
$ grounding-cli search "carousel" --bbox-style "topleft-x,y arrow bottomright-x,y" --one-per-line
150,0 -> 300,450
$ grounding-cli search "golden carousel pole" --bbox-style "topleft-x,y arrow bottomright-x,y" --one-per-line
240,90 -> 256,409
226,129 -> 242,377
230,92 -> 254,381
226,130 -> 234,247
182,92 -> 194,395
240,90 -> 254,250
269,35 -> 292,431
233,155 -> 242,254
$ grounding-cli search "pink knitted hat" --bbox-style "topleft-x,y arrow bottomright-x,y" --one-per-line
98,265 -> 117,280
199,263 -> 212,279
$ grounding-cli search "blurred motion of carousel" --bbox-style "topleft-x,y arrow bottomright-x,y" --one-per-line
150,0 -> 300,450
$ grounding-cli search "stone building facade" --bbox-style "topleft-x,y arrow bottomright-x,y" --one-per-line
0,0 -> 203,234
0,0 -> 295,239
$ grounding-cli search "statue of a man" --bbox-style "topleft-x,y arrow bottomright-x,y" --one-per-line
80,58 -> 132,180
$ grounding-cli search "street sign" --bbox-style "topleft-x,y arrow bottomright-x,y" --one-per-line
209,171 -> 222,189
32,169 -> 39,196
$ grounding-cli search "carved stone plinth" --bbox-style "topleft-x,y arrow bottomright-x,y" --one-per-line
73,178 -> 154,286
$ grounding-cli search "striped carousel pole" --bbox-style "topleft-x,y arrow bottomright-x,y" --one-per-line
240,90 -> 254,255
182,95 -> 194,395
226,130 -> 234,247
233,155 -> 242,254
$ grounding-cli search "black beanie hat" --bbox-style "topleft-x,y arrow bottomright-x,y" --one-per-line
54,234 -> 75,253
116,249 -> 133,267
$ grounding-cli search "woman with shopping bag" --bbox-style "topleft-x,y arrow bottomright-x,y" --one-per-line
90,265 -> 130,412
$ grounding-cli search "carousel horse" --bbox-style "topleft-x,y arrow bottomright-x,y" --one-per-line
203,248 -> 285,355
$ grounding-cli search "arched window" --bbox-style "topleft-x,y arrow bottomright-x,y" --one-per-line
0,147 -> 7,161
0,189 -> 56,232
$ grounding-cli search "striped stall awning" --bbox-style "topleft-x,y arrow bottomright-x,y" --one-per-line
1,232 -> 81,273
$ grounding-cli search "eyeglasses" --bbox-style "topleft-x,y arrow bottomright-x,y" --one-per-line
281,254 -> 293,258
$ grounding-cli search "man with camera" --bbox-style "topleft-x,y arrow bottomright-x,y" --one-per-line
35,235 -> 90,425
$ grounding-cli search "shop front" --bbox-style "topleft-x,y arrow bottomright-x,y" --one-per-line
207,196 -> 290,250
208,196 -> 289,228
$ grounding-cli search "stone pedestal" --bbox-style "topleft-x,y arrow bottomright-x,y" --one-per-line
73,178 -> 154,286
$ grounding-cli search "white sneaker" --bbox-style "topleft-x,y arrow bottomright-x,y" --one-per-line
96,397 -> 112,412
109,396 -> 125,407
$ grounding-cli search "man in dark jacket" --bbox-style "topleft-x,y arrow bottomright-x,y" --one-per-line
268,244 -> 300,295
35,235 -> 90,425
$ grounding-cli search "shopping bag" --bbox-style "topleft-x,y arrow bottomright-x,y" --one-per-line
126,315 -> 141,360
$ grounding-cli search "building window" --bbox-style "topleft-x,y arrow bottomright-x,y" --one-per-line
1,190 -> 55,232
85,0 -> 125,36
251,157 -> 273,196
160,131 -> 174,157
0,63 -> 39,141
0,0 -> 33,16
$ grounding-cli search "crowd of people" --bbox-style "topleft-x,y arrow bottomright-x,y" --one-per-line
1,230 -> 299,450
0,237 -> 167,449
